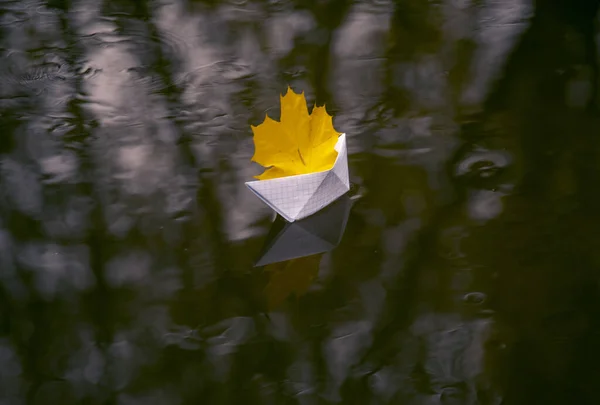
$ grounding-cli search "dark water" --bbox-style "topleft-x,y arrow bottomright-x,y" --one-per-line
2,0 -> 600,404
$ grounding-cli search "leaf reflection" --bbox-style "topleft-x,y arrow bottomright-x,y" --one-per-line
264,253 -> 323,309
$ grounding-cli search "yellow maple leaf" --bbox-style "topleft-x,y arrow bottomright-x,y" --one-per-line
251,87 -> 341,180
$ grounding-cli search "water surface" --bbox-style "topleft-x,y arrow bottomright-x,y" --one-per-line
1,0 -> 600,404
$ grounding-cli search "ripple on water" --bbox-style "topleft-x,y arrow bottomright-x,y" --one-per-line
454,147 -> 513,190
151,2 -> 215,72
217,0 -> 266,24
0,5 -> 73,103
0,56 -> 74,114
151,19 -> 190,61
176,60 -> 255,90
463,291 -> 486,305
110,22 -> 178,93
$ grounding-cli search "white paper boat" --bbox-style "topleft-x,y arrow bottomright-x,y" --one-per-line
246,133 -> 350,222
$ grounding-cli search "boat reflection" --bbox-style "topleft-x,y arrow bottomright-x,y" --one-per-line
255,194 -> 353,308
254,193 -> 353,267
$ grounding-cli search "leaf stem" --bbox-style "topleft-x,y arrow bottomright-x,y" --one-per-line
297,149 -> 306,166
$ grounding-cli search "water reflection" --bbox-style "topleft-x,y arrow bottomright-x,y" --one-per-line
1,0 -> 600,404
255,193 -> 353,266
256,194 -> 353,308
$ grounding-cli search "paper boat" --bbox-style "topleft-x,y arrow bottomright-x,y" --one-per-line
246,133 -> 350,222
254,193 -> 352,266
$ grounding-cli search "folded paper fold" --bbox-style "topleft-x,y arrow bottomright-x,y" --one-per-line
246,133 -> 349,222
